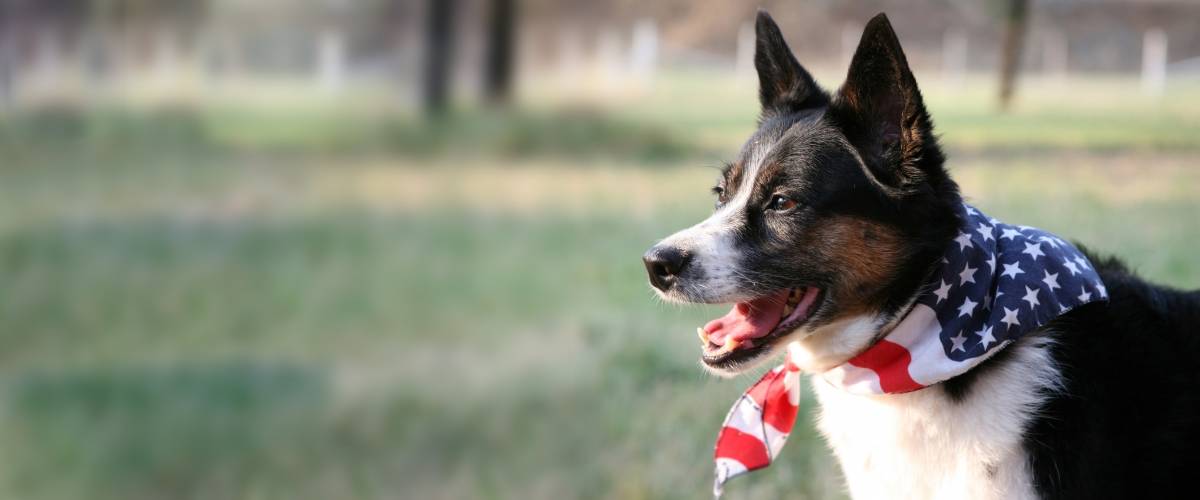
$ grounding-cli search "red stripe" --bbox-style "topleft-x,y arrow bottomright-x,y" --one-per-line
713,427 -> 771,470
745,368 -> 785,407
760,374 -> 798,433
847,340 -> 925,393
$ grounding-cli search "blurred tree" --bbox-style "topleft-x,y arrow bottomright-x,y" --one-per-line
997,0 -> 1028,111
422,0 -> 455,116
483,0 -> 516,106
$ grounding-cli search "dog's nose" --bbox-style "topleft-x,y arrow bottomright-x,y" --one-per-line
643,245 -> 691,291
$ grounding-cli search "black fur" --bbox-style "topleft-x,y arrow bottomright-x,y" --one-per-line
753,10 -> 828,117
940,337 -> 1018,404
1022,251 -> 1200,498
830,13 -> 945,193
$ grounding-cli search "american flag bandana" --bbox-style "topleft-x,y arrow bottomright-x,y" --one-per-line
712,203 -> 1108,496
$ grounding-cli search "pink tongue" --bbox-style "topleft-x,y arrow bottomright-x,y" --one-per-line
703,289 -> 790,346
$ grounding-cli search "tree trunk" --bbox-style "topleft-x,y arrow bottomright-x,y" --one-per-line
483,0 -> 515,106
421,0 -> 455,116
997,0 -> 1029,111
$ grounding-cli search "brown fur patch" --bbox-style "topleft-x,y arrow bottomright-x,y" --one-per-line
806,215 -> 907,319
753,161 -> 785,196
724,161 -> 746,194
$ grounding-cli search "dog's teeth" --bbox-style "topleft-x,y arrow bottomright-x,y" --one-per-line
787,288 -> 803,306
716,339 -> 740,355
697,327 -> 710,345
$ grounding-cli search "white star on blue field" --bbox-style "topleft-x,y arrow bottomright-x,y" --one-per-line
917,205 -> 1108,361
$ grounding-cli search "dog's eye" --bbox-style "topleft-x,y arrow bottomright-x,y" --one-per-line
712,186 -> 727,206
767,194 -> 797,211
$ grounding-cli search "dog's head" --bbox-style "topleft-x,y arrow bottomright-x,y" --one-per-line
643,12 -> 961,376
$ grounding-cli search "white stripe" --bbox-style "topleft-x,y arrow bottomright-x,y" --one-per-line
764,421 -> 790,459
882,303 -> 941,347
714,457 -> 749,495
708,141 -> 771,227
785,370 -> 801,406
882,304 -> 956,386
886,304 -> 1015,387
823,364 -> 883,395
823,304 -> 1021,392
722,396 -> 767,439
715,457 -> 748,476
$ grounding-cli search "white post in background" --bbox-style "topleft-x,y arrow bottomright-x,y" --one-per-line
941,29 -> 967,89
557,26 -> 583,90
596,27 -> 623,88
734,22 -> 754,86
396,31 -> 420,109
195,27 -> 218,88
629,19 -> 657,88
32,28 -> 62,89
206,29 -> 239,86
840,24 -> 862,74
153,27 -> 179,85
1042,30 -> 1068,84
1141,28 -> 1167,96
318,28 -> 346,94
79,29 -> 109,97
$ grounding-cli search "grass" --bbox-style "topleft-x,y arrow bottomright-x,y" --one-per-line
0,73 -> 1197,500
5,362 -> 326,500
0,102 -> 699,163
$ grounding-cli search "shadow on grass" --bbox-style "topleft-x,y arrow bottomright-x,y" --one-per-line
0,104 -> 707,164
0,105 -> 216,165
391,108 -> 702,162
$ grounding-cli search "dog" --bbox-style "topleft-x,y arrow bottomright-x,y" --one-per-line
642,10 -> 1200,500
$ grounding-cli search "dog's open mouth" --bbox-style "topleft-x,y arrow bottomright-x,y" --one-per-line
698,287 -> 824,368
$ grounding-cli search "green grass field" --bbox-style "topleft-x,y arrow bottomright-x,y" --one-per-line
1,73 -> 1198,500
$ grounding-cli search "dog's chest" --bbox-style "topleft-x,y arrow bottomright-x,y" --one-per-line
811,339 -> 1058,500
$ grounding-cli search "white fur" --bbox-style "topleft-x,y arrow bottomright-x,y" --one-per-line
812,334 -> 1060,500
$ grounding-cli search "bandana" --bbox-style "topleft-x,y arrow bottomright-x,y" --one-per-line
711,203 -> 1108,497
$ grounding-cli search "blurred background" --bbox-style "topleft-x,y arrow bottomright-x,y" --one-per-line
0,0 -> 1198,499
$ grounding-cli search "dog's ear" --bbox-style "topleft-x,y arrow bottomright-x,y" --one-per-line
834,13 -> 942,191
754,10 -> 827,117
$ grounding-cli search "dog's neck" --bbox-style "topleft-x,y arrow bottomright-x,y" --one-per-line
788,305 -> 912,373
790,205 -> 961,373
790,241 -> 939,373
